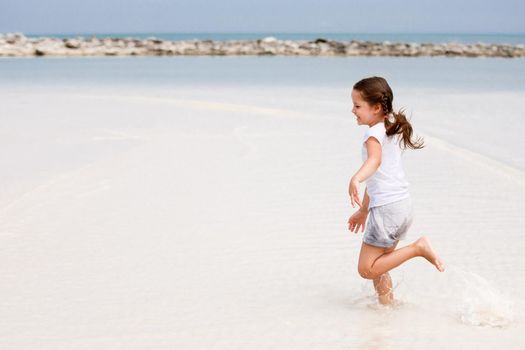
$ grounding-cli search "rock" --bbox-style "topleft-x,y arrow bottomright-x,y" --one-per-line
5,32 -> 26,44
0,33 -> 523,58
64,39 -> 81,49
261,36 -> 277,43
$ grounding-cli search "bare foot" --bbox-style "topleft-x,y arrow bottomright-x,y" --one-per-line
414,236 -> 445,272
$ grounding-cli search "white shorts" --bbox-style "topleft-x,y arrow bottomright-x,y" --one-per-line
363,197 -> 413,248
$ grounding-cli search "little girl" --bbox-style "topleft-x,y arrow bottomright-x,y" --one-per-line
347,76 -> 445,305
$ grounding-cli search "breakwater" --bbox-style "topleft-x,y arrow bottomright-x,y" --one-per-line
1,33 -> 524,58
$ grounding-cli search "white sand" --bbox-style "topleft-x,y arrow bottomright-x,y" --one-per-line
0,85 -> 524,349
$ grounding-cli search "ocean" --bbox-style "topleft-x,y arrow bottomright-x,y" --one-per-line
1,55 -> 524,169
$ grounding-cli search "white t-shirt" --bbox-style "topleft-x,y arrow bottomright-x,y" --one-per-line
361,122 -> 410,209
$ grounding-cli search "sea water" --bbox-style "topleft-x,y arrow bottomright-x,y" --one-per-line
0,54 -> 524,349
1,55 -> 524,169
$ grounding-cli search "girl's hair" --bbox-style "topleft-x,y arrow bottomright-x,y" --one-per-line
353,76 -> 424,150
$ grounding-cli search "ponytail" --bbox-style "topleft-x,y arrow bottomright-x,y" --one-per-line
384,108 -> 424,150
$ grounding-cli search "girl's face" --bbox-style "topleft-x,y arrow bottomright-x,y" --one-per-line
351,89 -> 382,127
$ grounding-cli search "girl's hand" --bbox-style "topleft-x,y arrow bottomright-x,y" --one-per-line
348,209 -> 368,234
348,176 -> 362,208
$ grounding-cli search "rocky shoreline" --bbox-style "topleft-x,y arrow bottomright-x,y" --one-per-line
1,33 -> 524,58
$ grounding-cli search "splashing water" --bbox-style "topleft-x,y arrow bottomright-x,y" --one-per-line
448,266 -> 514,328
351,270 -> 409,310
351,265 -> 514,328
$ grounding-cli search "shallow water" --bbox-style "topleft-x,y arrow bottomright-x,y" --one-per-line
0,57 -> 524,349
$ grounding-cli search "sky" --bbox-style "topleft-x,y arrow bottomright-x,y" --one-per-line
1,0 -> 524,34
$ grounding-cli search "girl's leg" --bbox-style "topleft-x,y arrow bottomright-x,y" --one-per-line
371,241 -> 398,305
358,235 -> 444,280
373,273 -> 394,305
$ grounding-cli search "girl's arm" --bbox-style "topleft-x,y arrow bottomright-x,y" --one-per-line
360,188 -> 370,213
349,137 -> 382,207
347,187 -> 369,233
353,137 -> 382,182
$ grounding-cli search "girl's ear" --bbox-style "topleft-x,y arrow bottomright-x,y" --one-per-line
373,102 -> 382,114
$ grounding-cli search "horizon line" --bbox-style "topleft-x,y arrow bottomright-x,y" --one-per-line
11,30 -> 525,37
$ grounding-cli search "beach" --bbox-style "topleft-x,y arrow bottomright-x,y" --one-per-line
0,56 -> 524,349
